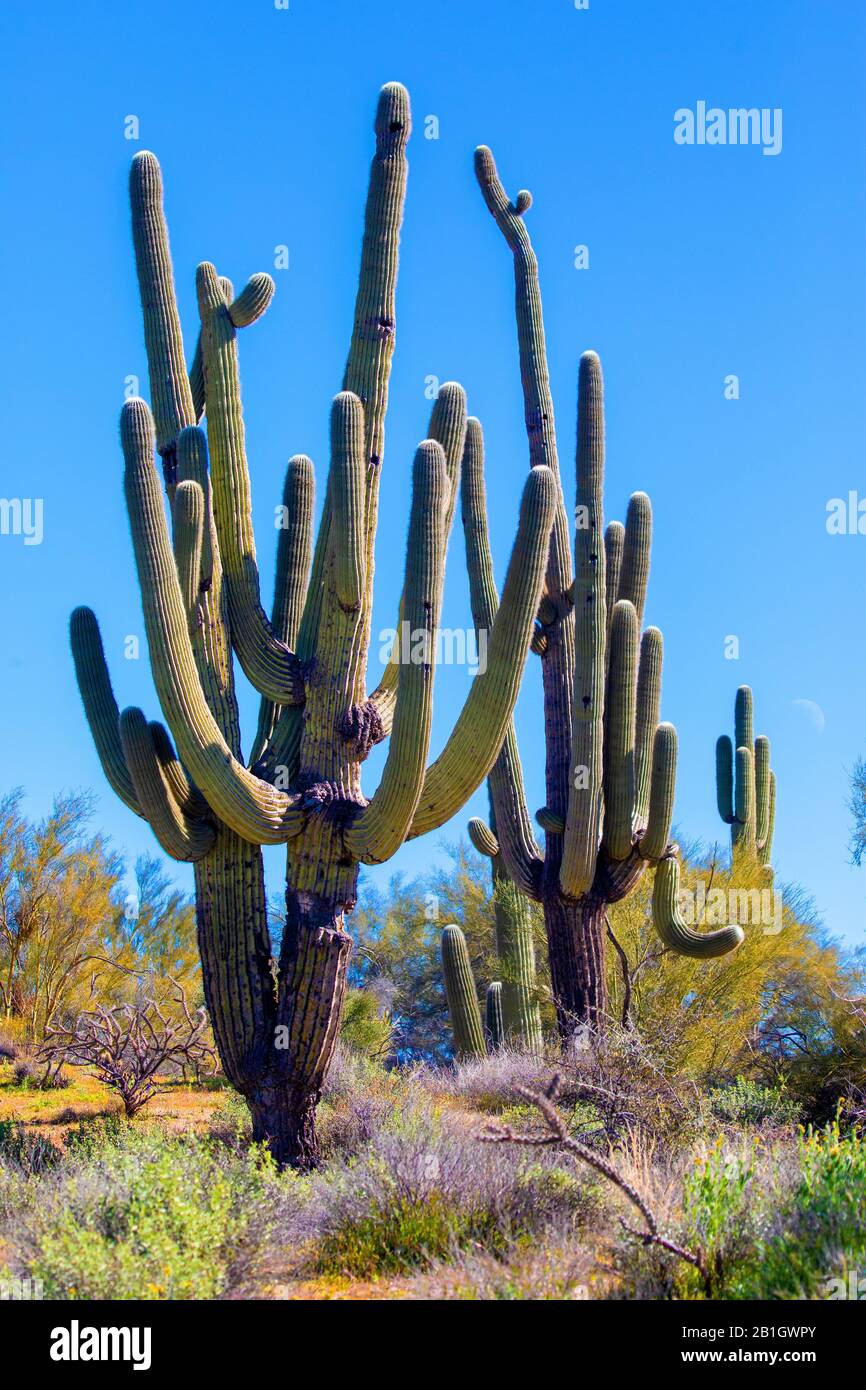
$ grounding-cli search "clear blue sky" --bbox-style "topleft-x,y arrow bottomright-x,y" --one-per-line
1,0 -> 864,945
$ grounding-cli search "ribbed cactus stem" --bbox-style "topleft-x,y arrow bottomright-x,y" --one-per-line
485,982 -> 504,1051
652,856 -> 745,959
441,925 -> 486,1060
717,687 -> 775,867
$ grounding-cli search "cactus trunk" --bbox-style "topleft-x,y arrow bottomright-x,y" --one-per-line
543,892 -> 608,1032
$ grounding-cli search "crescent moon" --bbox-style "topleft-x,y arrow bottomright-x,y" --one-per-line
791,699 -> 826,734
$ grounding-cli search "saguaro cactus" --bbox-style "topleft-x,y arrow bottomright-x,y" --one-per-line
70,85 -> 555,1166
440,925 -> 486,1060
466,147 -> 744,1031
467,808 -> 544,1052
716,685 -> 776,869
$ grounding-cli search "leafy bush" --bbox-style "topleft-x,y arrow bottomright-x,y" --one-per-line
339,988 -> 394,1061
6,1127 -> 290,1299
731,1120 -> 866,1299
0,1118 -> 60,1174
709,1076 -> 802,1128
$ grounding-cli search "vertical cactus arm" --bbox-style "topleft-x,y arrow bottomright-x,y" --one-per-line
362,383 -> 467,738
121,398 -> 305,844
250,454 -> 315,767
69,607 -> 142,817
601,600 -> 638,862
634,627 -> 663,826
716,735 -> 735,824
172,480 -> 204,629
148,720 -> 210,820
758,770 -> 776,867
485,982 -> 504,1050
409,465 -> 557,837
733,746 -> 756,853
754,735 -> 771,848
195,261 -> 303,707
735,685 -> 754,755
263,84 -> 411,773
652,855 -> 745,958
440,925 -> 486,1059
604,521 -> 625,641
491,866 -> 544,1052
188,336 -> 205,422
460,416 -> 543,896
330,393 -> 367,612
561,351 -> 606,899
639,722 -> 677,862
119,707 -> 216,862
474,144 -> 576,827
347,441 -> 446,864
129,152 -> 195,480
617,492 -> 652,627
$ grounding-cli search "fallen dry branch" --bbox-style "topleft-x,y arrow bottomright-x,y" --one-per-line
480,1073 -> 709,1291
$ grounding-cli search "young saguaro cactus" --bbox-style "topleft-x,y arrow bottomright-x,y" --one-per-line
440,925 -> 486,1060
716,685 -> 776,869
467,808 -> 544,1053
70,85 -> 556,1167
466,148 -> 744,1031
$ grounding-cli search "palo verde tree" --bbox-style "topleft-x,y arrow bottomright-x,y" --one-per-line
69,84 -> 555,1165
465,147 -> 744,1033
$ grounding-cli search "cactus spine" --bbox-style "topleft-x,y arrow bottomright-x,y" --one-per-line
441,925 -> 486,1059
70,86 -> 556,1166
469,149 -> 744,1032
716,685 -> 776,870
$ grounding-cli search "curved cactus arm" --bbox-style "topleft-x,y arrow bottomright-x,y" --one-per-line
601,600 -> 638,862
69,607 -> 141,816
758,769 -> 776,866
148,720 -> 209,819
639,722 -> 677,862
561,351 -> 606,899
441,925 -> 486,1059
196,261 -> 304,708
474,144 -> 575,823
172,481 -> 204,630
733,746 -> 756,853
121,398 -> 305,845
188,275 -> 274,423
348,440 -> 446,862
119,707 -> 215,862
250,454 -> 315,766
652,855 -> 745,958
365,383 -> 468,738
485,981 -> 504,1050
459,415 -> 544,896
409,465 -> 557,837
716,734 -> 735,824
468,816 -> 500,857
129,152 -> 195,480
634,627 -> 663,826
618,492 -> 652,628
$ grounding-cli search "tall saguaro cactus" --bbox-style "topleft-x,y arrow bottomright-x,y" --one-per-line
716,686 -> 776,869
70,85 -> 556,1166
466,148 -> 744,1032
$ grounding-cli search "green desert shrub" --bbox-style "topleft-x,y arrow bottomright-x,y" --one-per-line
709,1076 -> 802,1128
7,1127 -> 289,1299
